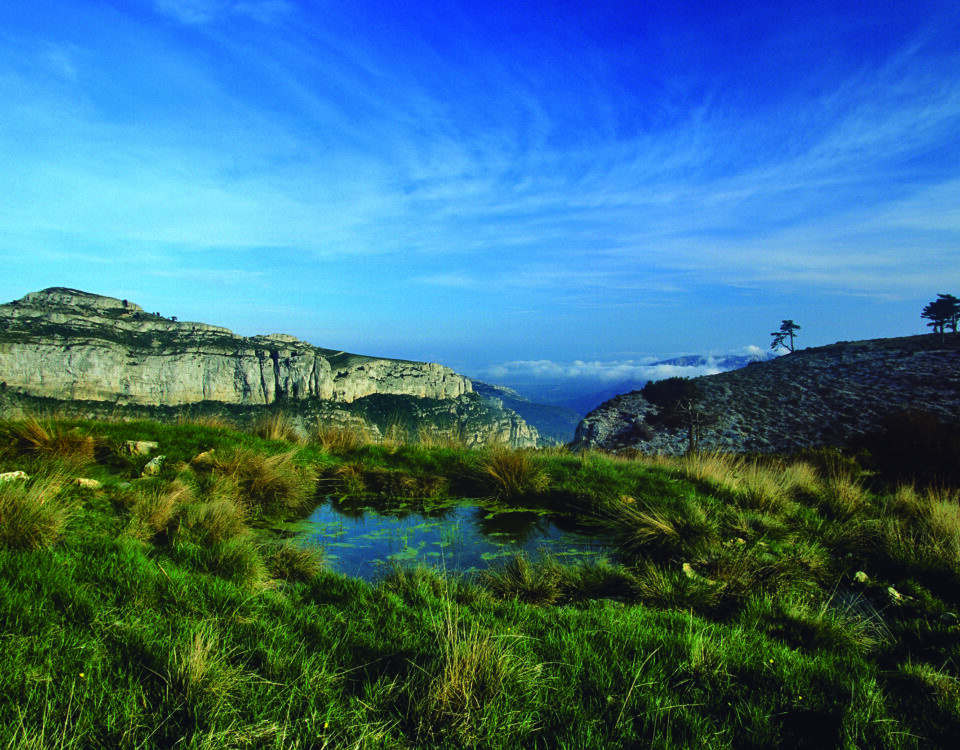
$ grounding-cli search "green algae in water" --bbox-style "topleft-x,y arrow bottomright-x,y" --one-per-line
297,497 -> 611,579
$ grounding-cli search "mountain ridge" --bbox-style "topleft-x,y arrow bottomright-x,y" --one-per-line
0,288 -> 539,447
572,333 -> 960,455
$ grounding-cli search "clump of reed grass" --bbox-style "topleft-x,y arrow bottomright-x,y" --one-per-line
610,495 -> 719,564
312,421 -> 371,454
741,593 -> 886,656
192,448 -> 316,518
481,553 -> 565,605
0,472 -> 77,550
678,451 -> 799,514
128,479 -> 193,541
266,540 -> 324,581
169,625 -> 242,716
416,424 -> 469,450
477,446 -> 549,502
0,417 -> 95,467
817,468 -> 870,520
174,535 -> 268,587
874,489 -> 960,593
419,612 -> 541,746
176,496 -> 249,546
251,412 -> 303,443
632,561 -> 720,612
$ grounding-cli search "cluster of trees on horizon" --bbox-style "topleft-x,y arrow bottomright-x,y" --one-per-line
921,293 -> 960,341
767,294 -> 959,354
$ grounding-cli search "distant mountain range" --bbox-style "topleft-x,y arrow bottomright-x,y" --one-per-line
497,351 -> 778,420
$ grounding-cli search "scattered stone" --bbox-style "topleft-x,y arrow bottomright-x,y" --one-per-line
682,562 -> 716,584
0,470 -> 29,482
854,571 -> 870,584
123,440 -> 159,456
620,495 -> 636,504
75,478 -> 102,489
191,450 -> 216,466
142,455 -> 166,477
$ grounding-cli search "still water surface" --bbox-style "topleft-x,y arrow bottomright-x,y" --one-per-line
287,496 -> 613,580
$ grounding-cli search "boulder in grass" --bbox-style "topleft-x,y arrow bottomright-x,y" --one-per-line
75,478 -> 102,490
123,440 -> 159,456
142,455 -> 165,477
0,470 -> 29,482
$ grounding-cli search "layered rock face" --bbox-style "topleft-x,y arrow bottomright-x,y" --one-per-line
573,334 -> 960,455
0,288 -> 469,407
0,288 -> 539,447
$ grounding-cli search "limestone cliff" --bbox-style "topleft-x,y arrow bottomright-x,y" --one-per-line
572,334 -> 960,455
0,288 -> 539,447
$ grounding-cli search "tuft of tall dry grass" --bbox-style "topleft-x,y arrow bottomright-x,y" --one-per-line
677,451 -> 800,514
0,417 -> 95,467
817,469 -> 869,520
312,422 -> 371,454
416,424 -> 470,450
177,497 -> 249,546
0,472 -> 77,550
420,612 -> 541,746
610,496 -> 719,564
266,540 -> 325,581
877,486 -> 960,583
128,479 -> 194,540
193,448 -> 316,518
478,447 -> 549,502
175,413 -> 236,430
169,625 -> 242,715
251,412 -> 303,443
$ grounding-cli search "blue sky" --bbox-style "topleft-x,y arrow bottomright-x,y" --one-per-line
2,0 -> 959,388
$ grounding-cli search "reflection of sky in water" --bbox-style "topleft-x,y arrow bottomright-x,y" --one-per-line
296,498 -> 613,580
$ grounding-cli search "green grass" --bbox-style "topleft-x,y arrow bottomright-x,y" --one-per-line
1,415 -> 959,747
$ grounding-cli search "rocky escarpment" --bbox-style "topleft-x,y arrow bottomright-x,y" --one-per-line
572,334 -> 960,455
0,288 -> 539,447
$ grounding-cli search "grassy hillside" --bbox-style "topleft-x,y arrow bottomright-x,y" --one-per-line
1,416 -> 959,748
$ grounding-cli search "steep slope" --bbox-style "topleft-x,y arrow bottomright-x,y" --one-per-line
471,381 -> 581,444
0,288 -> 539,447
572,334 -> 960,455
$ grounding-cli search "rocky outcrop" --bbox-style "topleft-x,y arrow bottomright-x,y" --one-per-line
572,334 -> 960,455
0,288 -> 470,407
0,288 -> 539,447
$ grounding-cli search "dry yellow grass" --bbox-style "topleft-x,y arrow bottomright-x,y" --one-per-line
313,422 -> 371,454
251,412 -> 303,443
129,479 -> 194,539
0,471 -> 77,550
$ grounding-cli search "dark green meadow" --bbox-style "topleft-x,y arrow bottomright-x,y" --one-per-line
1,416 -> 959,748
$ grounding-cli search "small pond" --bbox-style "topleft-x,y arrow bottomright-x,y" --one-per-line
277,496 -> 614,580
